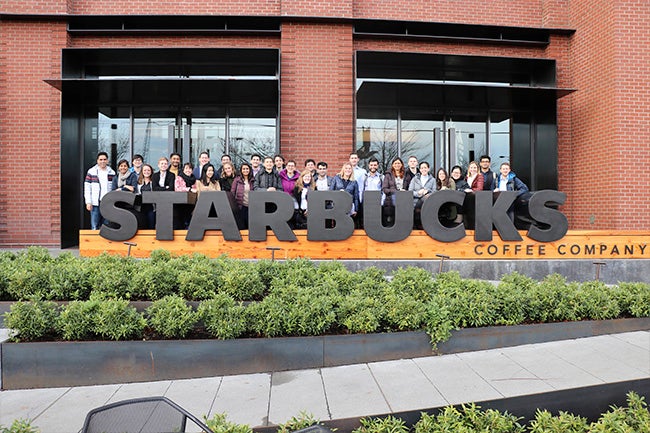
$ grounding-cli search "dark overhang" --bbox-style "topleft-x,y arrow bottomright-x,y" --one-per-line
46,48 -> 280,105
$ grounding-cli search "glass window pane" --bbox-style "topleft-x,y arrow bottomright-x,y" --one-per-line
490,116 -> 511,171
228,117 -> 277,168
97,108 -> 131,165
400,119 -> 436,167
133,108 -> 174,165
190,118 -> 226,167
356,119 -> 398,173
446,117 -> 487,169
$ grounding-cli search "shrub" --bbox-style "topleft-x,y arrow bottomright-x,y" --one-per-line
383,287 -> 428,331
177,255 -> 218,300
216,259 -> 264,301
146,295 -> 197,339
256,259 -> 279,291
590,392 -> 650,433
57,299 -> 101,341
48,253 -> 90,300
353,415 -> 409,433
131,259 -> 179,300
615,282 -> 650,317
247,284 -> 336,337
197,294 -> 247,339
414,404 -> 524,433
6,260 -> 51,300
528,410 -> 589,433
526,274 -> 575,323
0,251 -> 17,300
276,412 -> 322,433
389,266 -> 437,301
0,418 -> 40,433
203,413 -> 252,433
571,281 -> 620,320
4,300 -> 59,342
93,299 -> 146,340
444,279 -> 502,328
84,253 -> 137,299
337,290 -> 386,334
422,297 -> 453,349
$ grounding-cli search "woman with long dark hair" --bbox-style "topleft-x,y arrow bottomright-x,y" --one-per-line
231,162 -> 255,229
196,163 -> 221,196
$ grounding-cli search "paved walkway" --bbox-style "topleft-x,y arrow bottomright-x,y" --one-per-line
1,330 -> 648,433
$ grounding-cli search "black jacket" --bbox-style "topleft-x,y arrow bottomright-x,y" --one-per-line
152,171 -> 176,191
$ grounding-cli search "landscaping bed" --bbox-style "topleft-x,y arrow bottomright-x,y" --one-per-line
1,247 -> 649,390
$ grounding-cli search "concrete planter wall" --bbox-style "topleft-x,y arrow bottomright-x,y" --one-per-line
2,317 -> 649,390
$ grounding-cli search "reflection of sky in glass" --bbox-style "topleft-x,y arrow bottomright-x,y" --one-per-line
490,118 -> 510,170
133,118 -> 174,164
356,119 -> 397,172
401,121 -> 435,167
97,113 -> 130,165
229,118 -> 276,167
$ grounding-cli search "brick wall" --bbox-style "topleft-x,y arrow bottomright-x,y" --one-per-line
0,0 -> 67,14
353,0 -> 544,27
281,0 -> 352,18
67,0 -> 280,15
565,0 -> 650,230
280,22 -> 354,170
0,21 -> 66,246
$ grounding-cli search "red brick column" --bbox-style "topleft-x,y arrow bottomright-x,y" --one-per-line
279,22 -> 354,170
0,20 -> 67,246
567,0 -> 650,229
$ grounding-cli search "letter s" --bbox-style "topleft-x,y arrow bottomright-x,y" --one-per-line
527,190 -> 568,242
99,191 -> 138,241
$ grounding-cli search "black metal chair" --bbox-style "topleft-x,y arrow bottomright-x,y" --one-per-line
81,396 -> 213,433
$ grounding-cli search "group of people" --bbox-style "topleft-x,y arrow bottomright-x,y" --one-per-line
84,150 -> 529,231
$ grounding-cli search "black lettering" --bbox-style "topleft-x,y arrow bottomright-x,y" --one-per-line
363,191 -> 412,242
248,191 -> 297,242
538,244 -> 546,255
185,192 -> 242,241
599,244 -> 607,254
514,244 -> 522,255
503,244 -> 510,254
142,192 -> 191,240
99,191 -> 138,241
571,244 -> 581,254
306,191 -> 354,241
487,244 -> 498,255
625,245 -> 634,255
640,244 -> 647,255
585,244 -> 595,255
474,191 -> 521,242
558,244 -> 566,255
527,190 -> 568,242
611,245 -> 619,255
474,244 -> 483,255
421,190 -> 466,242
526,244 -> 534,255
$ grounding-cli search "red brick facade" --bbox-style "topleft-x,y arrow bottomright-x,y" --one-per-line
1,0 -> 648,246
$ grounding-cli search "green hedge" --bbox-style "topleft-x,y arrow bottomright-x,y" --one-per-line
5,392 -> 649,433
2,247 -> 650,344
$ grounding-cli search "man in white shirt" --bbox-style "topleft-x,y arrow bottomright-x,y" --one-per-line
350,152 -> 367,228
84,152 -> 115,230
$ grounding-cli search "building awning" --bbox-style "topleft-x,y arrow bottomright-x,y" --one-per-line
45,77 -> 278,105
356,80 -> 575,112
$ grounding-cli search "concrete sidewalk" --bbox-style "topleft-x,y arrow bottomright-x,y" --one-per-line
1,330 -> 648,433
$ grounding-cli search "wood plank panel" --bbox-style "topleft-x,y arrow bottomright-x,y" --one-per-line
79,230 -> 650,260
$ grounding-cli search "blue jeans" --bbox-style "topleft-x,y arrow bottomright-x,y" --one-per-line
90,205 -> 105,230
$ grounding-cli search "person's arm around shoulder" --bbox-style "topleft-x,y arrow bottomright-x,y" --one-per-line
514,176 -> 529,194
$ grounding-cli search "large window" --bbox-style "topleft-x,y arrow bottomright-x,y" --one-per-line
356,51 -> 567,188
62,48 -> 279,245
